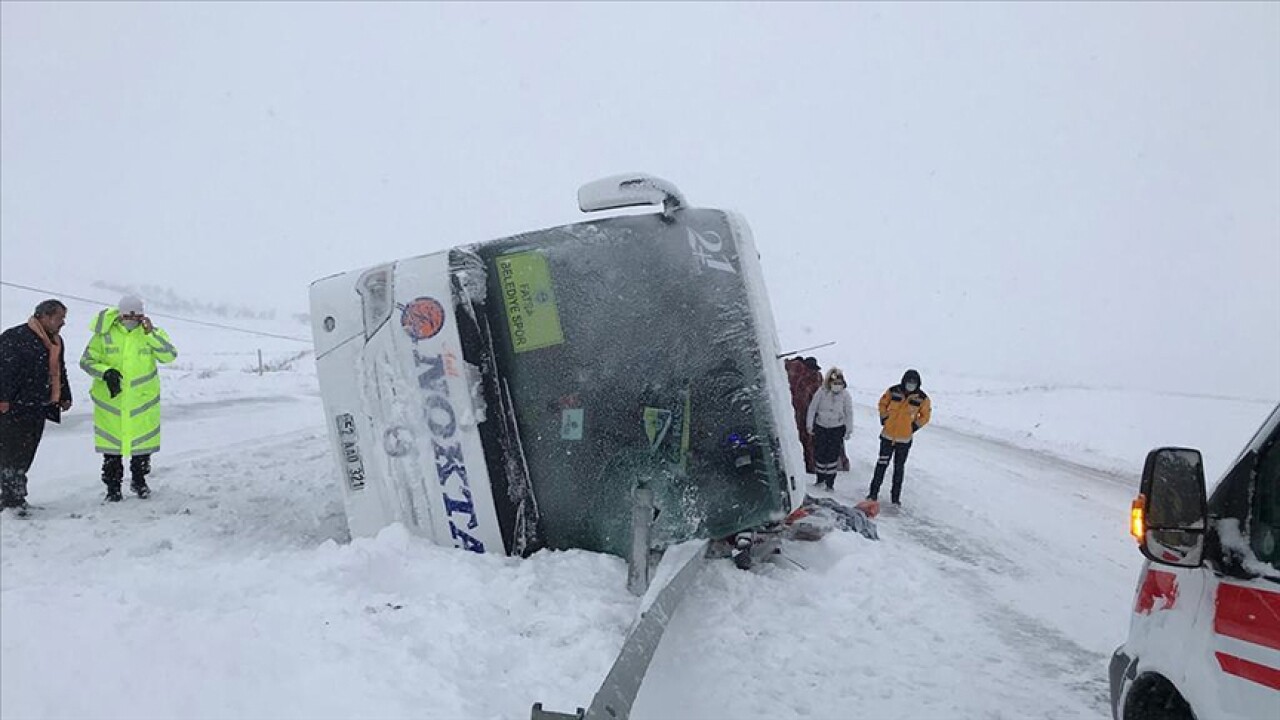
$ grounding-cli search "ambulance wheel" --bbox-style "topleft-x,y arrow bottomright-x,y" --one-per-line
1123,674 -> 1193,720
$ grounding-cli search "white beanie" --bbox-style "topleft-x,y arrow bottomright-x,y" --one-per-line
118,295 -> 144,315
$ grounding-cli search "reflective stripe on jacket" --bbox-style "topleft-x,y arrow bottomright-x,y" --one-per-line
80,308 -> 177,456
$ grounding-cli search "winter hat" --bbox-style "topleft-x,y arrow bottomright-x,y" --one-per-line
118,295 -> 144,315
902,369 -> 922,387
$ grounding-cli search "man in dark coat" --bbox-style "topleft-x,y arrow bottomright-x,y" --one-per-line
786,357 -> 823,474
0,299 -> 72,512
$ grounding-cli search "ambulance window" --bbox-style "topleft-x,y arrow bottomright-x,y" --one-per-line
1251,434 -> 1280,571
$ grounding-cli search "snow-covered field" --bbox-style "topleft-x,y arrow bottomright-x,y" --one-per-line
2,286 -> 1277,720
842,362 -> 1277,485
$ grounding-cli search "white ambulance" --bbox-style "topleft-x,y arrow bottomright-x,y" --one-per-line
1110,403 -> 1280,719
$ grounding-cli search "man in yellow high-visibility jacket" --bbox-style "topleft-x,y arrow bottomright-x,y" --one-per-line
80,295 -> 177,501
866,369 -> 932,507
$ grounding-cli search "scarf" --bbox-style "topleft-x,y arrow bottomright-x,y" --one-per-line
26,317 -> 63,405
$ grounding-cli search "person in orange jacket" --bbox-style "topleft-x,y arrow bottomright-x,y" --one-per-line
867,369 -> 931,506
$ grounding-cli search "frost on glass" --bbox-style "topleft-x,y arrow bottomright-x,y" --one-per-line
1147,449 -> 1206,529
458,209 -> 792,557
1216,518 -> 1277,577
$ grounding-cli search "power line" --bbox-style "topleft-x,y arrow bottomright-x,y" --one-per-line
1,280 -> 312,344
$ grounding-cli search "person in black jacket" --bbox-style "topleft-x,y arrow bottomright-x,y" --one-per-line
0,299 -> 72,512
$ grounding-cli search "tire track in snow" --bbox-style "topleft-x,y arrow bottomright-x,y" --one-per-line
888,496 -> 1113,714
2,421 -> 347,570
926,422 -> 1136,491
829,407 -> 1131,715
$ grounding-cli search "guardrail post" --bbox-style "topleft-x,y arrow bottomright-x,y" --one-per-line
627,486 -> 654,597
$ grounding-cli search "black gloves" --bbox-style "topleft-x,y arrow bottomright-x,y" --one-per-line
103,369 -> 122,398
911,422 -> 920,433
880,416 -> 887,426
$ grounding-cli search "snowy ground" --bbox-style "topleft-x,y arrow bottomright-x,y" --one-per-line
843,363 -> 1277,484
2,290 -> 1277,719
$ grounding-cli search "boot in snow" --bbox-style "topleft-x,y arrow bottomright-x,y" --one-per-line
129,455 -> 152,499
102,455 -> 124,502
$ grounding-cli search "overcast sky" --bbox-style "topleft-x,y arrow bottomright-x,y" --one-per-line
2,2 -> 1277,398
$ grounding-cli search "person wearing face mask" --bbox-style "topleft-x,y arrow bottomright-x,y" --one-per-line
867,369 -> 931,506
80,295 -> 178,502
805,367 -> 853,490
0,299 -> 73,514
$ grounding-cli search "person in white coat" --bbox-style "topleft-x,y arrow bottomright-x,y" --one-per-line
805,367 -> 853,490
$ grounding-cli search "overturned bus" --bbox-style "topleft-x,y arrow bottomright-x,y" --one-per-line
309,174 -> 805,571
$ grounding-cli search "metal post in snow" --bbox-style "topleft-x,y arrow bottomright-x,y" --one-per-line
258,349 -> 264,376
627,486 -> 655,597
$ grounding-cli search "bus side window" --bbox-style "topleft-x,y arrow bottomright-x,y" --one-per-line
1250,432 -> 1280,573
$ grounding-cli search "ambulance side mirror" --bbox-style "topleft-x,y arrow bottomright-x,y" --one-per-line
1134,447 -> 1209,568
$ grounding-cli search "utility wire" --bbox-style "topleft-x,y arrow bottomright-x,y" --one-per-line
1,280 -> 312,344
777,341 -> 835,359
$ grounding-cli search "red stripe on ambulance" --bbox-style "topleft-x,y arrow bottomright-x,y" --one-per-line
1134,569 -> 1179,615
1215,583 -> 1280,653
1214,652 -> 1280,691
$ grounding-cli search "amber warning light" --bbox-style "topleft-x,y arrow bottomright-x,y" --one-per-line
1130,495 -> 1146,542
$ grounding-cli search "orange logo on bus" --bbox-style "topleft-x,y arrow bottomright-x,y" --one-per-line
401,297 -> 446,341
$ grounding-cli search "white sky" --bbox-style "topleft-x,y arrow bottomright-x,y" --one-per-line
2,2 -> 1277,398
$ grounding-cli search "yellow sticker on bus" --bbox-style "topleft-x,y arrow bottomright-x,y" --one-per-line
497,251 -> 565,353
